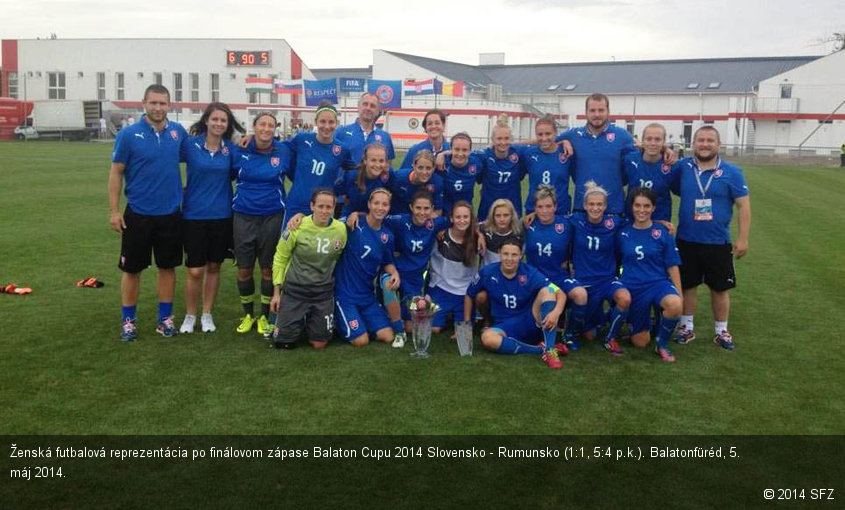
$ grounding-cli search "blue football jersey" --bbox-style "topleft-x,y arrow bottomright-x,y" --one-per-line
337,169 -> 394,217
441,154 -> 482,214
569,212 -> 628,286
384,214 -> 450,275
467,262 -> 549,321
618,223 -> 681,287
284,132 -> 355,217
232,140 -> 290,216
400,138 -> 451,169
524,215 -> 573,283
624,152 -> 680,222
522,145 -> 573,216
389,168 -> 444,214
477,146 -> 527,221
334,220 -> 395,300
181,135 -> 235,220
335,121 -> 395,164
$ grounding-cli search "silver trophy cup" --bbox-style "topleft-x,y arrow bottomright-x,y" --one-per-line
410,310 -> 433,358
456,321 -> 473,357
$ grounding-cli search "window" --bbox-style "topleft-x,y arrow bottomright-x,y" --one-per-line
210,73 -> 220,102
116,72 -> 125,100
546,84 -> 560,91
686,82 -> 699,89
189,73 -> 201,113
626,120 -> 635,134
780,84 -> 792,99
818,119 -> 833,125
707,82 -> 721,89
564,84 -> 577,91
270,74 -> 279,104
173,73 -> 183,102
153,72 -> 163,86
777,120 -> 791,124
248,73 -> 258,104
47,72 -> 66,99
97,72 -> 106,100
8,72 -> 19,98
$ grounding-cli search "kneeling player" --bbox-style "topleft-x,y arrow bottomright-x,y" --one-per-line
464,241 -> 566,369
270,189 -> 347,349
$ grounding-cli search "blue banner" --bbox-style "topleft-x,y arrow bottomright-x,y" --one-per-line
339,77 -> 365,93
367,80 -> 402,109
304,79 -> 338,106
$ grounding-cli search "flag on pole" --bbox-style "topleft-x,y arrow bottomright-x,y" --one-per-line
245,77 -> 273,93
304,79 -> 338,106
441,81 -> 464,97
274,79 -> 303,94
403,78 -> 439,96
367,80 -> 402,108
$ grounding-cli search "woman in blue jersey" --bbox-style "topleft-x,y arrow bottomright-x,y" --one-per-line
335,143 -> 393,218
618,188 -> 683,362
283,101 -> 354,224
427,201 -> 480,334
476,115 -> 527,221
569,181 -> 631,355
333,188 -> 401,347
232,112 -> 290,337
523,116 -> 573,216
624,123 -> 680,222
400,109 -> 450,168
440,132 -> 481,215
178,102 -> 244,334
464,240 -> 567,370
389,150 -> 443,215
523,185 -> 588,355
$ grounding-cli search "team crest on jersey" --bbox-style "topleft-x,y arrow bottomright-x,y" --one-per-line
426,184 -> 434,192
334,239 -> 342,250
381,233 -> 389,244
376,84 -> 395,104
661,164 -> 670,174
380,172 -> 389,183
508,153 -> 519,163
518,275 -> 527,285
714,168 -> 723,178
270,157 -> 280,167
555,223 -> 565,233
468,164 -> 477,175
349,319 -> 359,330
606,132 -> 616,142
559,153 -> 568,163
604,218 -> 615,229
222,146 -> 229,155
652,228 -> 662,239
375,134 -> 383,142
170,130 -> 179,140
333,145 -> 342,156
281,230 -> 290,241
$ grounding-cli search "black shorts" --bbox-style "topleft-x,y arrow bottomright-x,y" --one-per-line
183,218 -> 233,267
233,212 -> 283,270
119,206 -> 182,273
274,290 -> 335,345
677,239 -> 736,292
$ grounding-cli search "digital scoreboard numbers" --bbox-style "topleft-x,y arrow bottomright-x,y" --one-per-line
226,51 -> 271,67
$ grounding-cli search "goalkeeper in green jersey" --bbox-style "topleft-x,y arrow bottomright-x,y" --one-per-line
270,189 -> 347,349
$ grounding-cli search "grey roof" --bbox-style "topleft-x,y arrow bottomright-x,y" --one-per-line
382,51 -> 495,88
311,67 -> 372,80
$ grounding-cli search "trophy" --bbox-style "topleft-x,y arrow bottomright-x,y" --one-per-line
408,295 -> 439,358
455,321 -> 473,357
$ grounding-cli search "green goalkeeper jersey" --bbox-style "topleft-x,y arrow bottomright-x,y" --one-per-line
272,216 -> 347,298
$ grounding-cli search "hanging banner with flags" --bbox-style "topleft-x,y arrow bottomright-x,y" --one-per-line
339,77 -> 366,93
304,79 -> 338,106
403,78 -> 442,96
441,81 -> 464,97
367,80 -> 402,108
245,77 -> 273,93
274,79 -> 303,95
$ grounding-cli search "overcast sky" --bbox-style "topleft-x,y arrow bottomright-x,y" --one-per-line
3,0 -> 842,68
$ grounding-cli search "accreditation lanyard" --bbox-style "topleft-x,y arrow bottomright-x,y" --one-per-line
693,158 -> 720,221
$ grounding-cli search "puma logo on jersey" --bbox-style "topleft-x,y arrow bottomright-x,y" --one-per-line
134,133 -> 145,139
304,140 -> 313,147
530,155 -> 539,161
630,161 -> 639,168
241,155 -> 250,161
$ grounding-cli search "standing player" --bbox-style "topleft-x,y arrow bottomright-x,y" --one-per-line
618,189 -> 683,362
333,189 -> 402,346
179,102 -> 244,334
464,241 -> 567,369
270,189 -> 347,350
389,150 -> 443,215
232,112 -> 290,337
335,143 -> 393,218
476,115 -> 527,221
400,110 -> 450,168
427,201 -> 480,334
108,84 -> 187,341
673,126 -> 750,350
439,132 -> 482,215
568,182 -> 631,355
335,92 -> 395,165
523,116 -> 573,217
624,123 -> 681,222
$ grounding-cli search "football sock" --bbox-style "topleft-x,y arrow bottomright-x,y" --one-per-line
158,302 -> 173,322
495,336 -> 544,355
607,306 -> 628,341
391,319 -> 405,335
715,321 -> 728,335
540,300 -> 556,350
564,303 -> 586,340
122,305 -> 137,323
260,279 -> 273,318
656,316 -> 680,349
680,315 -> 694,331
238,278 -> 255,316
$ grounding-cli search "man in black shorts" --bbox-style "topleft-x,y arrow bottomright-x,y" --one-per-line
672,126 -> 751,350
108,85 -> 187,341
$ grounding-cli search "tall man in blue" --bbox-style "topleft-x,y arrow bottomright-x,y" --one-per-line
672,126 -> 751,350
335,92 -> 395,165
108,85 -> 187,341
557,93 -> 675,215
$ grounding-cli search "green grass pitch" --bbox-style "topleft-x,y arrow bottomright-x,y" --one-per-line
0,141 -> 843,435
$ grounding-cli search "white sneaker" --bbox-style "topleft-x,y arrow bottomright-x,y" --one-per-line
392,332 -> 406,348
180,315 -> 196,334
200,313 -> 216,333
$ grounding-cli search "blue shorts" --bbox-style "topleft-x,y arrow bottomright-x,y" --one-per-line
335,296 -> 391,341
627,281 -> 679,334
491,310 -> 543,344
427,285 -> 469,328
584,278 -> 628,331
552,276 -> 582,296
382,272 -> 426,321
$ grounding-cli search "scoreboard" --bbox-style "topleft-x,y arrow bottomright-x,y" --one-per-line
226,50 -> 271,67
